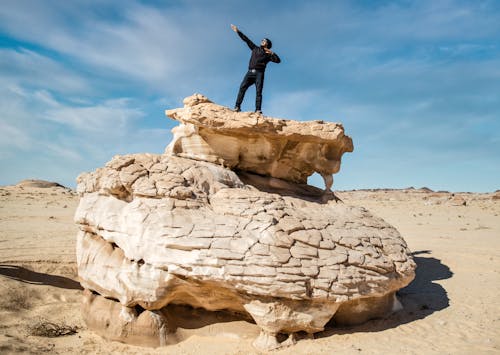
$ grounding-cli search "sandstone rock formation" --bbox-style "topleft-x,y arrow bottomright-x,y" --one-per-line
448,194 -> 467,206
75,95 -> 415,351
165,94 -> 353,191
16,179 -> 66,189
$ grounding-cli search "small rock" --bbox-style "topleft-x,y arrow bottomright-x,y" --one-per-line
449,195 -> 466,206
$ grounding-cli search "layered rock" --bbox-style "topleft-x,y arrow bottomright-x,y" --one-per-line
165,94 -> 353,191
75,95 -> 415,350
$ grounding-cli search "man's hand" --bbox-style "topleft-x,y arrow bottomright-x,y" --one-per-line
264,48 -> 273,54
230,24 -> 238,32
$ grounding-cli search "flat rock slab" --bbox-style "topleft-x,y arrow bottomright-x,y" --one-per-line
165,94 -> 353,188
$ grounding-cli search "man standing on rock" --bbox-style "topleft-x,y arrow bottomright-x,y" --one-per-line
231,24 -> 281,114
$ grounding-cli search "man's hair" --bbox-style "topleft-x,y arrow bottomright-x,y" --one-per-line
263,38 -> 272,49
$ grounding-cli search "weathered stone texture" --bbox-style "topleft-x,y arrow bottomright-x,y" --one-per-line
76,153 -> 415,349
165,94 -> 353,190
75,95 -> 415,351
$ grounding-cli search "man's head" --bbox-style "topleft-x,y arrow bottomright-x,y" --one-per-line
261,38 -> 272,49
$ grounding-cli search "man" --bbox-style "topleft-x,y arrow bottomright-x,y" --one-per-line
231,24 -> 281,114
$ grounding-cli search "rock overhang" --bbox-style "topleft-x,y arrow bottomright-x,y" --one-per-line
165,94 -> 353,189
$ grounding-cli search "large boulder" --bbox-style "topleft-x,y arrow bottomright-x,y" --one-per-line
75,95 -> 415,351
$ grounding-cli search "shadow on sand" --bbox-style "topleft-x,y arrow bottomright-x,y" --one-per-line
318,250 -> 452,337
138,250 -> 453,341
0,251 -> 452,340
0,264 -> 83,290
398,250 -> 453,313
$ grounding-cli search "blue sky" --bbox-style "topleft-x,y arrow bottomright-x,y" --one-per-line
0,0 -> 499,192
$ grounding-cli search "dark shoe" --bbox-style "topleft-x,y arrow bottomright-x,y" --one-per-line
255,110 -> 262,114
234,106 -> 241,112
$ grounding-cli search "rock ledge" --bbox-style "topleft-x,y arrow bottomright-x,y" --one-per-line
165,94 -> 354,190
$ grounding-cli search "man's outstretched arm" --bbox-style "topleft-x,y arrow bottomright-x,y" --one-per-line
231,24 -> 256,50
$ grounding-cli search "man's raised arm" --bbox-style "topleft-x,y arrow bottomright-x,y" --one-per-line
231,24 -> 256,50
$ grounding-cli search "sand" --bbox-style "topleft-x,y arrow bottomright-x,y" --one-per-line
0,184 -> 498,354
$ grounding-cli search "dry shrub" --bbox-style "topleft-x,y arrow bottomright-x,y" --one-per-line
0,286 -> 40,311
27,318 -> 78,337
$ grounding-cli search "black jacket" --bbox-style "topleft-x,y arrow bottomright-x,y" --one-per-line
237,30 -> 281,71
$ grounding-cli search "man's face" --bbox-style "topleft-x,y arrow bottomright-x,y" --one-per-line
261,39 -> 268,48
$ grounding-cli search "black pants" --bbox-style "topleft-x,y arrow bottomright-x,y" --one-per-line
235,69 -> 265,111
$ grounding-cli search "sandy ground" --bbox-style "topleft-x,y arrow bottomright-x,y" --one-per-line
0,183 -> 499,354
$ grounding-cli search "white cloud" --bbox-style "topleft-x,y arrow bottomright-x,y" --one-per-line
33,90 -> 60,108
0,81 -> 157,187
0,121 -> 31,150
43,96 -> 144,133
44,142 -> 83,161
0,48 -> 89,94
0,1 -> 234,95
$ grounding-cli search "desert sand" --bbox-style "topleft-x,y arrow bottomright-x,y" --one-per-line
0,182 -> 498,354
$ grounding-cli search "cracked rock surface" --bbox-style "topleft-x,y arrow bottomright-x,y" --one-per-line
76,152 -> 415,350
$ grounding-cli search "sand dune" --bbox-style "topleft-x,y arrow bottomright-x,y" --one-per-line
0,184 -> 498,354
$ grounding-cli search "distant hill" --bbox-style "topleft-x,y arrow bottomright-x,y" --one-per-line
16,179 -> 66,189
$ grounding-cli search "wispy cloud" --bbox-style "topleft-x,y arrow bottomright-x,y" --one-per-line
0,121 -> 31,151
0,48 -> 88,93
0,1 -> 236,95
0,80 -> 160,187
43,96 -> 144,133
